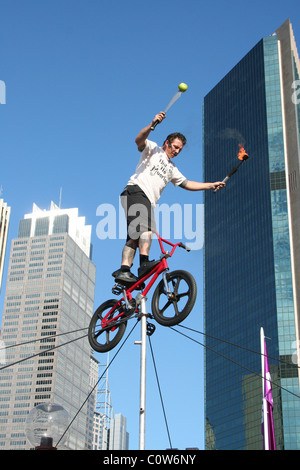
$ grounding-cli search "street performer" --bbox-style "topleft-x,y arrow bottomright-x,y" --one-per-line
113,111 -> 225,285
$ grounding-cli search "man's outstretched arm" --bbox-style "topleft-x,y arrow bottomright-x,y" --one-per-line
180,180 -> 226,191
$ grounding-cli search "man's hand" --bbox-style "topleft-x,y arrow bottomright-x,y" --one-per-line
151,111 -> 166,127
135,112 -> 166,149
211,181 -> 226,191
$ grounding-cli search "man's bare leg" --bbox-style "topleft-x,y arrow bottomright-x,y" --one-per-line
121,239 -> 138,267
139,231 -> 152,256
113,239 -> 138,283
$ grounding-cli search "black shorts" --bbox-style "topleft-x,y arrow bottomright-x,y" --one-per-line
120,185 -> 156,240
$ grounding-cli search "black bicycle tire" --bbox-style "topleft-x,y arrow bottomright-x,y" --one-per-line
88,299 -> 127,353
151,270 -> 197,326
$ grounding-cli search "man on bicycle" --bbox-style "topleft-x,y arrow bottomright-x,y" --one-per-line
113,111 -> 225,285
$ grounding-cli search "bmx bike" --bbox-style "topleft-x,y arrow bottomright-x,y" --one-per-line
88,231 -> 197,353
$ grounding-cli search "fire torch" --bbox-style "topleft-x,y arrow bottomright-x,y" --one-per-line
213,144 -> 249,193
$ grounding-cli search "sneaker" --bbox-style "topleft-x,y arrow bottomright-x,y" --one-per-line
112,268 -> 122,278
138,260 -> 160,278
112,269 -> 138,286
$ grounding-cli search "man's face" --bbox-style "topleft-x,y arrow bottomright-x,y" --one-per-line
163,138 -> 184,159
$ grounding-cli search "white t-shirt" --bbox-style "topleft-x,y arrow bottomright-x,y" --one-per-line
127,140 -> 187,206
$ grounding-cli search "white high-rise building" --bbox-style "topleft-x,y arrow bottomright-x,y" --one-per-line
109,413 -> 129,450
0,202 -> 96,449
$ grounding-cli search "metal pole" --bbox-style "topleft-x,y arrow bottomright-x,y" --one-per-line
136,296 -> 147,450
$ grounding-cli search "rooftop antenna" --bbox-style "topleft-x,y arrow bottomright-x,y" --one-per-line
59,187 -> 62,209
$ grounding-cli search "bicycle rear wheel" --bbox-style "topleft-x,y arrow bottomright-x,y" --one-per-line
151,270 -> 197,326
88,299 -> 127,352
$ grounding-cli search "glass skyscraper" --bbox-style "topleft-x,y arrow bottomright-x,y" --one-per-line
203,19 -> 300,449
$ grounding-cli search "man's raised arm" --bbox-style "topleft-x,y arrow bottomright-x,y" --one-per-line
135,112 -> 166,150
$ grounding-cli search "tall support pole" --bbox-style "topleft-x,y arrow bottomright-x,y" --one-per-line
136,295 -> 147,450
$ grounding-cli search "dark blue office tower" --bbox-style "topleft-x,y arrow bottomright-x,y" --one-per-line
203,19 -> 300,449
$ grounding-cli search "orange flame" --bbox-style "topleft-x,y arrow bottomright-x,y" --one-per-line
237,144 -> 248,161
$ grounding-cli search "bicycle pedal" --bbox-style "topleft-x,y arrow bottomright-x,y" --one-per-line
112,283 -> 123,295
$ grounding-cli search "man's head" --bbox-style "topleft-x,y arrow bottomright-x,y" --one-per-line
162,133 -> 187,159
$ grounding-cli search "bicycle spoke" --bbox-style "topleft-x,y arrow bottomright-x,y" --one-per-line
177,290 -> 189,300
94,328 -> 102,339
172,278 -> 180,293
160,299 -> 172,314
105,330 -> 110,345
171,299 -> 180,317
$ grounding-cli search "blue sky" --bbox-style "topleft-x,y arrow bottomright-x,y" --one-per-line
1,0 -> 299,450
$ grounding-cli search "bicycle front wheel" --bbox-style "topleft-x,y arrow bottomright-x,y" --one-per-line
88,299 -> 127,353
151,270 -> 197,326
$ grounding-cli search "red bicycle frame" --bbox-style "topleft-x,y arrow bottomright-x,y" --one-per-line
101,231 -> 189,329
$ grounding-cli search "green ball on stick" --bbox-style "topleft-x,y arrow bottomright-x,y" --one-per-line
151,83 -> 188,131
178,82 -> 188,92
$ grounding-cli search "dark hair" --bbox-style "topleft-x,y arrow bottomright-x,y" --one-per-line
163,132 -> 187,147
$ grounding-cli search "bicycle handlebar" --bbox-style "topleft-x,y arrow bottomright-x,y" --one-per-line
152,229 -> 192,255
179,243 -> 191,252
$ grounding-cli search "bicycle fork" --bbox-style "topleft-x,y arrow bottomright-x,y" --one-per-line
162,269 -> 172,297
